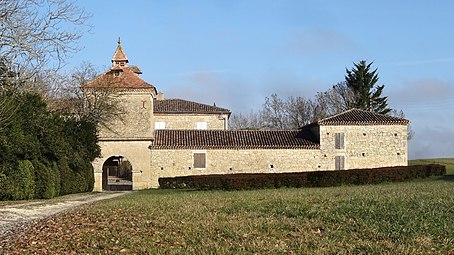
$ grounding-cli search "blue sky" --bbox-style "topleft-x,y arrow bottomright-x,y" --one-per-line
71,0 -> 454,159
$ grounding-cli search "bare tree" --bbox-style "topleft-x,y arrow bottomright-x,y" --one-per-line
50,62 -> 125,131
389,109 -> 414,140
229,111 -> 264,130
312,82 -> 356,120
260,94 -> 316,129
0,0 -> 91,75
285,96 -> 314,128
261,94 -> 289,129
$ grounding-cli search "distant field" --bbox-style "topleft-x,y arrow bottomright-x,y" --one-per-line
2,159 -> 453,254
410,158 -> 454,175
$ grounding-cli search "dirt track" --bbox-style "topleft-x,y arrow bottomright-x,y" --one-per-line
0,192 -> 128,241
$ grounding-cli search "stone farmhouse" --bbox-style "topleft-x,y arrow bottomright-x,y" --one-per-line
84,41 -> 409,192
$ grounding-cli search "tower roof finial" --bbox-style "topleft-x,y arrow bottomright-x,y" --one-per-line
112,37 -> 128,66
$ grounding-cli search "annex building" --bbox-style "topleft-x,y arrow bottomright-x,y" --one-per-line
84,41 -> 409,192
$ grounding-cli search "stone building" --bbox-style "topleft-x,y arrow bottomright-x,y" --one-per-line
86,41 -> 409,192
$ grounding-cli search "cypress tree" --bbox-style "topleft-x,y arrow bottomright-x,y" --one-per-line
345,60 -> 391,114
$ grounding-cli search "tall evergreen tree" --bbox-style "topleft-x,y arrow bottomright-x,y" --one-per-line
345,60 -> 391,114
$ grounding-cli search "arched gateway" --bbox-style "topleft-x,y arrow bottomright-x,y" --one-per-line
102,156 -> 133,191
84,39 -> 157,192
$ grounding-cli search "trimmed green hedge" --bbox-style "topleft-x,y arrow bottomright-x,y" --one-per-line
159,164 -> 446,190
0,92 -> 99,201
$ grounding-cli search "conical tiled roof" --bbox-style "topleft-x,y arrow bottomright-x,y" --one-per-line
111,38 -> 128,65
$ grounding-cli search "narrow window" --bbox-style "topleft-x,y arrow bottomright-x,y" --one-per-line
335,156 -> 345,170
155,122 -> 166,130
196,122 -> 207,130
335,133 -> 345,149
193,153 -> 206,169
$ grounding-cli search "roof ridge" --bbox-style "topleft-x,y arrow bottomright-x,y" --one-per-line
318,108 -> 357,122
317,108 -> 409,126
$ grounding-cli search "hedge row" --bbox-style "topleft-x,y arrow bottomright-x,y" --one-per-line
158,164 -> 446,190
0,92 -> 99,200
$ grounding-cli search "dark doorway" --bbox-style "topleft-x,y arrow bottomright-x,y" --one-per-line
102,156 -> 133,191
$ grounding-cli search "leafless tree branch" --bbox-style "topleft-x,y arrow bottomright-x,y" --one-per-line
0,0 -> 91,77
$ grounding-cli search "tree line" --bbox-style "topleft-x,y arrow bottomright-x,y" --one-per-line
230,60 -> 412,139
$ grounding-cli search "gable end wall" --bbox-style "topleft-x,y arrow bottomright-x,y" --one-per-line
319,125 -> 408,170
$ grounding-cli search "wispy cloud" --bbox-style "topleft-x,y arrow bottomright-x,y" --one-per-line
288,28 -> 358,55
396,58 -> 454,66
389,78 -> 454,104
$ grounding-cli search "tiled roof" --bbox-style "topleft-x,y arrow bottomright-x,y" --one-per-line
112,44 -> 128,62
154,99 -> 230,114
151,130 -> 320,150
83,66 -> 157,92
318,108 -> 409,126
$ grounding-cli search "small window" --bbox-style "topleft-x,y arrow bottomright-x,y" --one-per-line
335,156 -> 345,170
196,122 -> 207,130
155,122 -> 166,130
113,70 -> 120,77
193,153 -> 206,169
335,133 -> 345,149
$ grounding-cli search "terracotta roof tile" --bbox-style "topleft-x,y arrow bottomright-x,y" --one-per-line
112,44 -> 128,62
151,130 -> 319,150
154,99 -> 230,114
317,108 -> 409,126
83,66 -> 157,92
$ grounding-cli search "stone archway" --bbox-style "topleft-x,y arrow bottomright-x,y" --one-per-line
102,156 -> 133,191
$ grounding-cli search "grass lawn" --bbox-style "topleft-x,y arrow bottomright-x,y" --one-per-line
2,159 -> 453,254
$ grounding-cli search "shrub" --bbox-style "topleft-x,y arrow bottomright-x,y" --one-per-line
159,164 -> 446,191
33,160 -> 60,199
1,160 -> 36,200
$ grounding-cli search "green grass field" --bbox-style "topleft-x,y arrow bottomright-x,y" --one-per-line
410,158 -> 454,174
2,159 -> 453,254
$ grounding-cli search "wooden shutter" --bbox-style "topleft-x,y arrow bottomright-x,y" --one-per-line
193,153 -> 206,168
335,133 -> 344,149
335,156 -> 345,170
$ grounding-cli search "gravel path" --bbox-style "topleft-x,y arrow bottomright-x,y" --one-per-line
0,192 -> 128,240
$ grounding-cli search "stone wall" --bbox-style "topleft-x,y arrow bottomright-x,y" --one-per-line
319,125 -> 408,170
99,91 -> 155,139
149,148 -> 321,188
153,113 -> 229,130
92,140 -> 153,192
